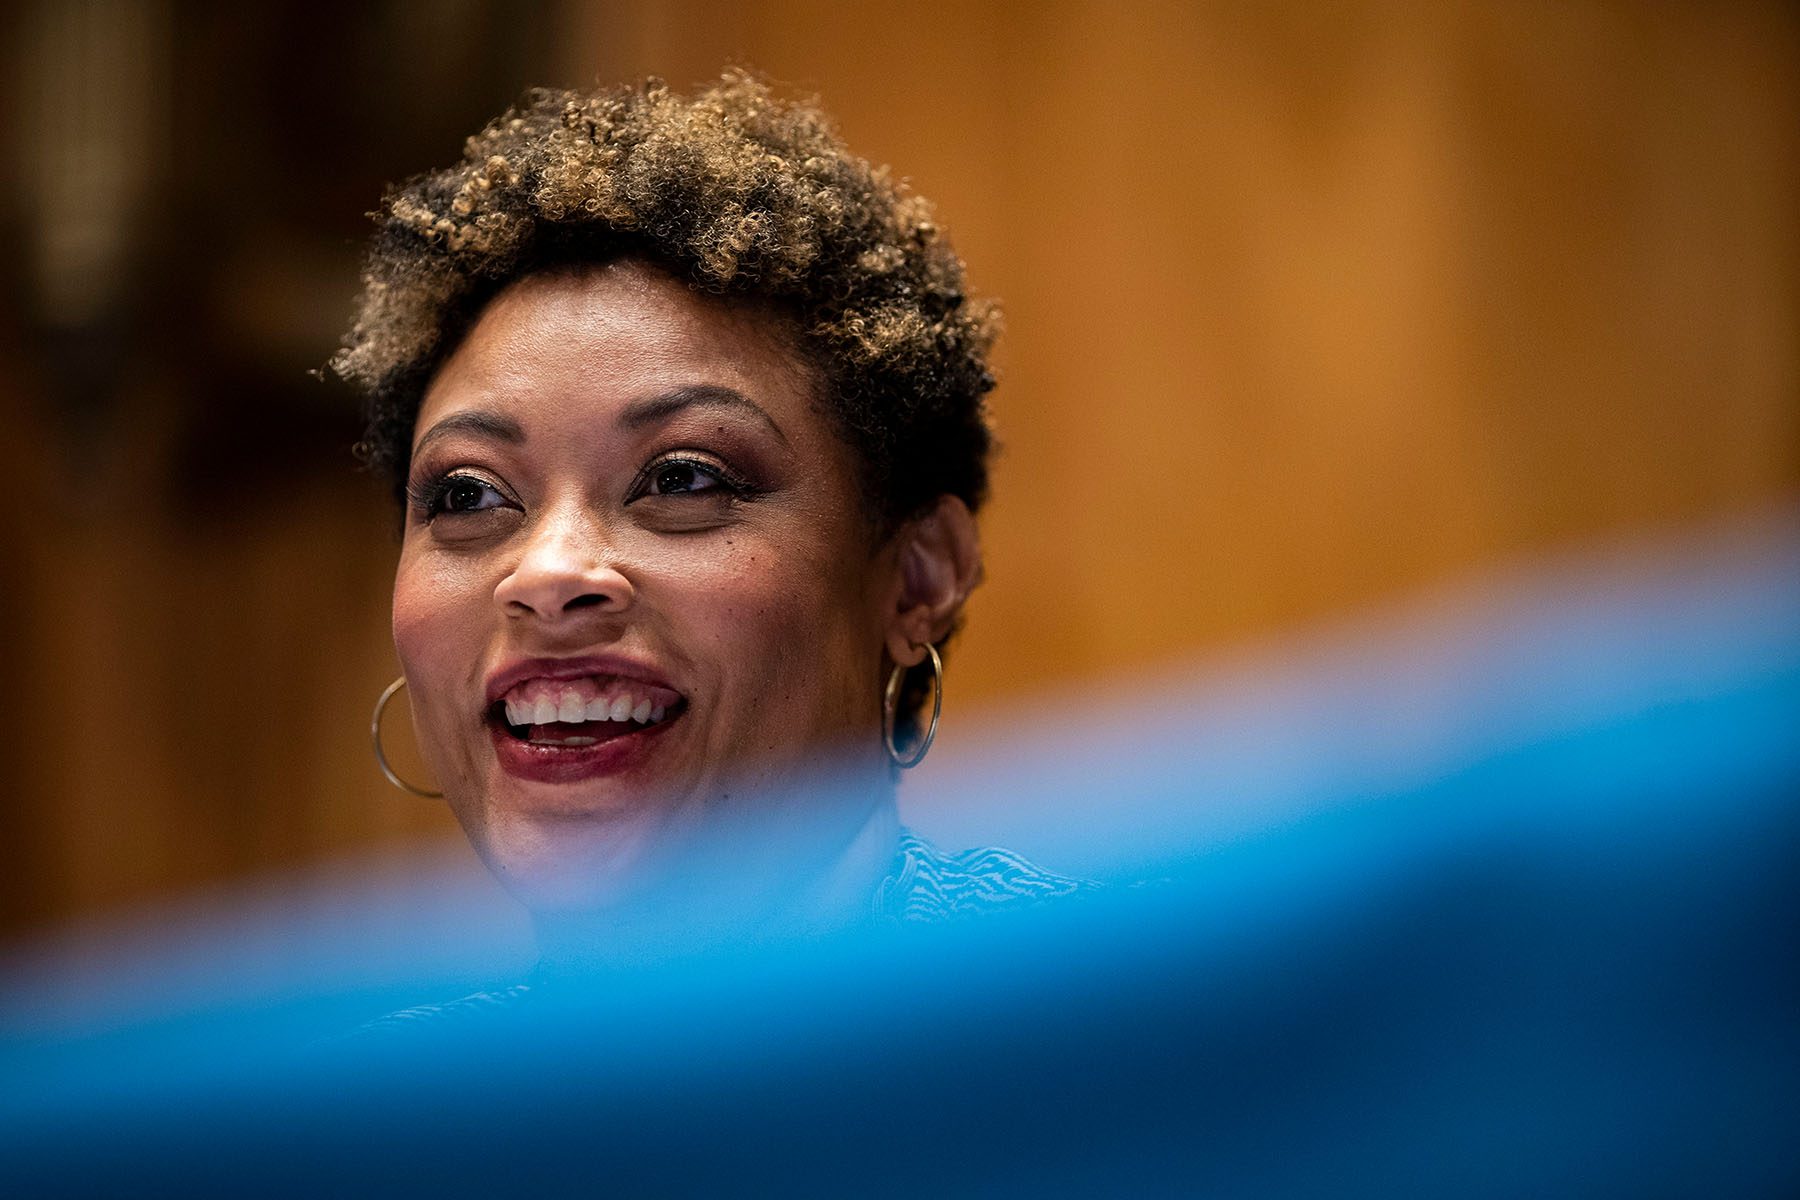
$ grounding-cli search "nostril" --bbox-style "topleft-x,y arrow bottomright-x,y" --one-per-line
495,561 -> 633,618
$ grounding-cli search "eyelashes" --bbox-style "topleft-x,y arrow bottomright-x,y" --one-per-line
408,453 -> 765,522
626,455 -> 762,502
408,472 -> 509,518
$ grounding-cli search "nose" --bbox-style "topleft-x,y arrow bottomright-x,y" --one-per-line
493,507 -> 634,623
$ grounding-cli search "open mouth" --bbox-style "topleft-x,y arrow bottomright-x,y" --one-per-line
488,676 -> 686,751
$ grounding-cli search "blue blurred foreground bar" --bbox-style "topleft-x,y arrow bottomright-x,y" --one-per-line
2,506 -> 1797,1196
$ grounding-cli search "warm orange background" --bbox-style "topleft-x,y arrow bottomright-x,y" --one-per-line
1,0 -> 1794,937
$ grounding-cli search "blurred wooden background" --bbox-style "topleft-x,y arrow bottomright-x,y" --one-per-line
0,0 -> 1793,937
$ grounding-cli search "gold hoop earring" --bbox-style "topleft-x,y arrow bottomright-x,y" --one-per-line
371,676 -> 443,798
882,643 -> 943,770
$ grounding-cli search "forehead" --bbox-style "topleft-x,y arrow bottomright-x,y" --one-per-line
416,260 -> 818,435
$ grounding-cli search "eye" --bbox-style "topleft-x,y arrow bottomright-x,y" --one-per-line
648,459 -> 725,496
633,455 -> 754,502
412,471 -> 511,519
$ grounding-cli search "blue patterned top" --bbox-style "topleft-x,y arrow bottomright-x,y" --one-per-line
355,830 -> 1092,1035
872,830 -> 1093,922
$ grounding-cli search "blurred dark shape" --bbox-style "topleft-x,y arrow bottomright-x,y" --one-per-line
1,507 -> 1795,1196
4,0 -> 556,502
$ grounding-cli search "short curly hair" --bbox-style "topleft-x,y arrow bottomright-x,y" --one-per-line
332,69 -> 999,535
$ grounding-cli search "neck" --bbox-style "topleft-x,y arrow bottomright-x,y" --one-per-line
529,785 -> 902,970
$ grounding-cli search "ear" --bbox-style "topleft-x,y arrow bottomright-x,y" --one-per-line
884,495 -> 983,668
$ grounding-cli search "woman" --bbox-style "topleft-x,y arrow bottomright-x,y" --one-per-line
338,72 -> 1085,981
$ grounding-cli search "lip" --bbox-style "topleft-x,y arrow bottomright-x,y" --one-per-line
484,654 -> 684,707
483,654 -> 687,785
488,711 -> 681,784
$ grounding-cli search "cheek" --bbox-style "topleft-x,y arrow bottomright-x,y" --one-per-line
391,549 -> 440,662
390,547 -> 501,810
665,530 -> 879,716
391,548 -> 489,702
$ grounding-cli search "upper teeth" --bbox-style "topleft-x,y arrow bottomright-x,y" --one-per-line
504,688 -> 668,728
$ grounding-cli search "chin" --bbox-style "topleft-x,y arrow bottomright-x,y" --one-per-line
463,810 -> 668,915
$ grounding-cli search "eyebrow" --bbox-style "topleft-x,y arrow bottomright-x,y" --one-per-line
411,410 -> 525,459
408,384 -> 789,460
619,385 -> 790,446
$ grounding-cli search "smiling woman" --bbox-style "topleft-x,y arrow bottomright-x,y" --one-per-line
394,261 -> 901,921
334,72 -> 1089,991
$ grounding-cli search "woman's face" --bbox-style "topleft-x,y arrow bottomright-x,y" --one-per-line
393,261 -> 898,912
